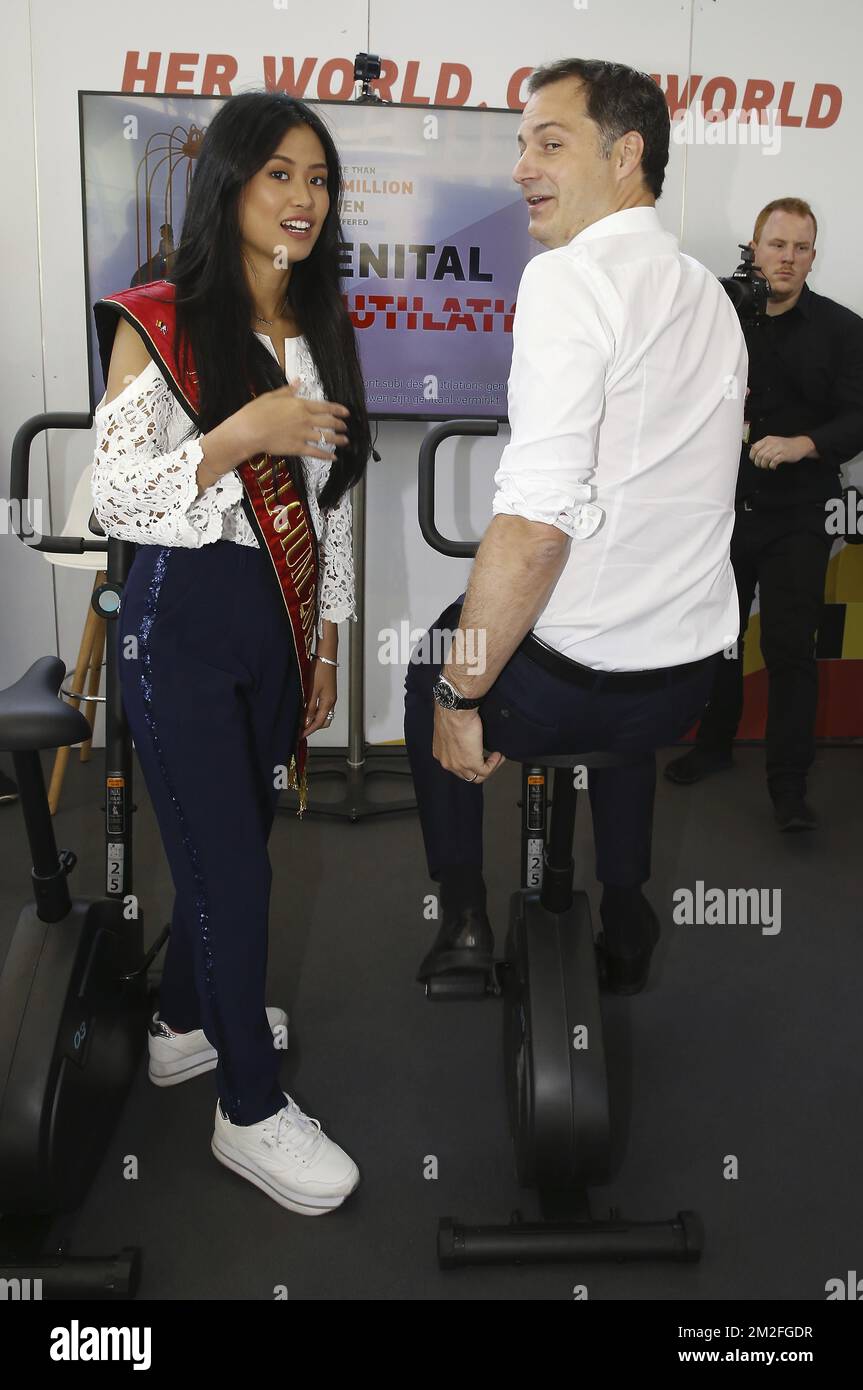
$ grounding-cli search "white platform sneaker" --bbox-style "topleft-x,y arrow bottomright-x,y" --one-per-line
147,1008 -> 288,1087
211,1092 -> 360,1214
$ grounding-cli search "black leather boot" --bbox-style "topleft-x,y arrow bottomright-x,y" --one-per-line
772,790 -> 817,831
416,905 -> 495,982
595,888 -> 661,995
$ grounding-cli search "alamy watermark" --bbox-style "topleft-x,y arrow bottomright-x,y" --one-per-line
379,620 -> 487,674
0,1277 -> 42,1300
673,881 -> 781,934
1,497 -> 44,543
825,489 -> 863,538
671,102 -> 781,156
49,1322 -> 151,1370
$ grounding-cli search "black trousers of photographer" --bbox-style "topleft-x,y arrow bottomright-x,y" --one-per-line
404,597 -> 720,895
693,500 -> 834,796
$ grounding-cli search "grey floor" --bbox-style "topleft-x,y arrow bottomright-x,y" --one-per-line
1,741 -> 860,1301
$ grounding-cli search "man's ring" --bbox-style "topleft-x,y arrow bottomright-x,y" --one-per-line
465,771 -> 479,782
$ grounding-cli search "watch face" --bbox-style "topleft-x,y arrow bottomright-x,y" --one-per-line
433,678 -> 459,709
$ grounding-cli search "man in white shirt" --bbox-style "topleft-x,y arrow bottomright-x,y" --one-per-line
404,58 -> 747,993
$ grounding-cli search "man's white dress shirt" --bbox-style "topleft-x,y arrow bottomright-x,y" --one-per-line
492,205 -> 748,671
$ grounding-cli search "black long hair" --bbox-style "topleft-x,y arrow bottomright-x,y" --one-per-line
169,90 -> 370,511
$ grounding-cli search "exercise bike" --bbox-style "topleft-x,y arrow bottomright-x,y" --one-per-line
417,420 -> 704,1269
0,412 -> 166,1298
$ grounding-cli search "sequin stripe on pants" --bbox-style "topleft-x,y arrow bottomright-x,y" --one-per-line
117,539 -> 303,1126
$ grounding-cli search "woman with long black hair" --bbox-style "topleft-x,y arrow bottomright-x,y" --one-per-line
91,91 -> 371,1215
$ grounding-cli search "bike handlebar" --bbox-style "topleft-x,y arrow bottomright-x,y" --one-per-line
417,418 -> 500,558
10,412 -> 106,553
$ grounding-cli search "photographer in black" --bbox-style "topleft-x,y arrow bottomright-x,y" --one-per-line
665,197 -> 863,829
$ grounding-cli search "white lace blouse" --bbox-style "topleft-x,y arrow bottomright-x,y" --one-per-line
90,332 -> 355,637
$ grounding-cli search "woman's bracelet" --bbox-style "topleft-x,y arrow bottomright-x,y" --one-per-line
315,653 -> 338,667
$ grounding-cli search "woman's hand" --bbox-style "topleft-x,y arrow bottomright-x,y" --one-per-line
303,658 -> 337,735
242,378 -> 350,461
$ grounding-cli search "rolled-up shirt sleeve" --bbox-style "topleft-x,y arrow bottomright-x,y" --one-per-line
492,250 -> 614,539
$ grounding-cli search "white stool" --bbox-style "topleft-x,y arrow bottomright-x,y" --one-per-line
43,464 -> 107,814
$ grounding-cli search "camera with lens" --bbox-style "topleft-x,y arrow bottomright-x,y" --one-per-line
719,244 -> 773,325
354,52 -> 386,104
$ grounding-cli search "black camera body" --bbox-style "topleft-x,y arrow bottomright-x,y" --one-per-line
354,52 -> 387,104
719,244 -> 773,326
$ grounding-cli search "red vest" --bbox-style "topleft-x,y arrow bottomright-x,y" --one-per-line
93,279 -> 318,814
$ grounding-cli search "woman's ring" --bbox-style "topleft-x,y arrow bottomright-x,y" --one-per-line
319,428 -> 327,448
325,710 -> 334,722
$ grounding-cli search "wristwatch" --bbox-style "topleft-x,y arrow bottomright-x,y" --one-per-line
432,674 -> 483,711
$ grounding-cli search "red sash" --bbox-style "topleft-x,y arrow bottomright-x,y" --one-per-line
93,279 -> 318,814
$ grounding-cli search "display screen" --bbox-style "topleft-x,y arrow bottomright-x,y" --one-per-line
80,92 -> 541,419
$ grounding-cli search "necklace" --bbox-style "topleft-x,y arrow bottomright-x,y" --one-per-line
254,313 -> 274,325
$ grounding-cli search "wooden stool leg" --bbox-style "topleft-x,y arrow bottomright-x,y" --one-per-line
47,574 -> 103,816
79,615 -> 106,764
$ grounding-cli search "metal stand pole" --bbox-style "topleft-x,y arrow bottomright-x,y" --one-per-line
279,472 -> 417,821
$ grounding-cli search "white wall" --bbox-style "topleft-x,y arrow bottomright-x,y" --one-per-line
0,0 -> 57,696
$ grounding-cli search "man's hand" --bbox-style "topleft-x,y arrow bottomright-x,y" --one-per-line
433,706 -> 505,785
749,434 -> 816,469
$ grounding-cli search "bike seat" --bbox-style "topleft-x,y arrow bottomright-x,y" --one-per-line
515,750 -> 632,770
0,655 -> 92,752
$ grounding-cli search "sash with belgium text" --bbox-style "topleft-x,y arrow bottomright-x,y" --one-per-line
93,279 -> 318,815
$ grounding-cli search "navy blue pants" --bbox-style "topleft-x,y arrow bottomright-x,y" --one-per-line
404,598 -> 720,888
117,540 -> 302,1126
